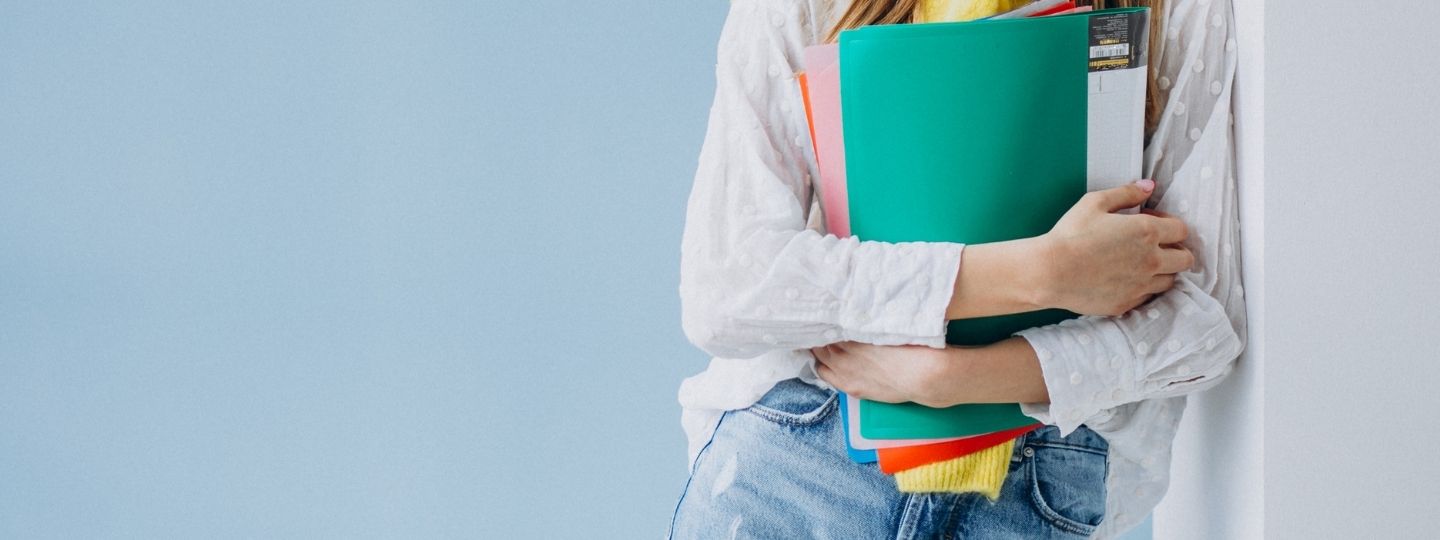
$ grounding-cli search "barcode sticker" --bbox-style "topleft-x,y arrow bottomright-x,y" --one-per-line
1087,11 -> 1148,72
1089,44 -> 1130,59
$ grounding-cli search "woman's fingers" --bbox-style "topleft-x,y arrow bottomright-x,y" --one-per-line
814,351 -> 858,394
1156,246 -> 1196,274
814,358 -> 833,379
811,345 -> 844,371
1141,208 -> 1176,219
1148,215 -> 1190,244
1086,180 -> 1155,212
1145,273 -> 1178,295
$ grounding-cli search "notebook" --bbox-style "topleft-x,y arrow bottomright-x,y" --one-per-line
838,8 -> 1151,440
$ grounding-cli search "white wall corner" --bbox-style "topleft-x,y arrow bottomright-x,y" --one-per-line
1152,0 -> 1264,538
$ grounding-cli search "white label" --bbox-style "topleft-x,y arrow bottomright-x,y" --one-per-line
1089,43 -> 1130,59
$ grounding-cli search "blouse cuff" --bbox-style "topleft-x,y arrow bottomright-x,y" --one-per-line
1014,319 -> 1116,436
1013,285 -> 1246,436
838,240 -> 964,348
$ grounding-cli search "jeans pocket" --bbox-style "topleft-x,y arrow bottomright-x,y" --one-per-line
1024,431 -> 1109,536
740,378 -> 838,427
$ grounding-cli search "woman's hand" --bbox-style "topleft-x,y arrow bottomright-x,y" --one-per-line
943,180 -> 1194,321
1035,179 -> 1194,316
810,342 -> 962,408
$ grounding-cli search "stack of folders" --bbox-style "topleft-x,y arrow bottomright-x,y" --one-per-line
798,3 -> 1150,472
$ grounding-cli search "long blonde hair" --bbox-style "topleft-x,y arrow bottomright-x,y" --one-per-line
826,0 -> 1167,134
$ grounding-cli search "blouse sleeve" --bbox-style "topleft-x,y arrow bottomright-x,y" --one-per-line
678,0 -> 965,360
1014,0 -> 1249,435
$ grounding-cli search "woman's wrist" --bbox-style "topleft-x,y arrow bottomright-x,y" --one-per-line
928,346 -> 976,408
945,236 -> 1057,320
932,338 -> 1051,407
1025,234 -> 1071,311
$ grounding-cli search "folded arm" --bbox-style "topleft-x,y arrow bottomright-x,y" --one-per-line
678,0 -> 969,360
961,0 -> 1248,436
682,0 -> 1217,366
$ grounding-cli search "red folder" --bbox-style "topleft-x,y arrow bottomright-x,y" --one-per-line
876,423 -> 1042,474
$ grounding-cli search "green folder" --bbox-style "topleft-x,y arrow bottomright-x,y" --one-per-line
841,8 -> 1150,440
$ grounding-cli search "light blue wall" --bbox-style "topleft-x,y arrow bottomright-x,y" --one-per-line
0,1 -> 1151,538
0,1 -> 724,537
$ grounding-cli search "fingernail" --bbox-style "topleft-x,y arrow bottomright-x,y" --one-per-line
1135,179 -> 1155,192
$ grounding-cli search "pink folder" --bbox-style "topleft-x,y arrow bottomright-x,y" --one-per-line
803,44 -> 850,238
804,45 -> 971,451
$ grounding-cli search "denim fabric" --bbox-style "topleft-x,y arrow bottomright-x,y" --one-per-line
667,378 -> 1109,539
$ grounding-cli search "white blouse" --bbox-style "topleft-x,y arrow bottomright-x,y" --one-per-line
675,0 -> 1247,538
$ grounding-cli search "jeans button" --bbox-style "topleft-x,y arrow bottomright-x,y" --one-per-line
1023,446 -> 1034,457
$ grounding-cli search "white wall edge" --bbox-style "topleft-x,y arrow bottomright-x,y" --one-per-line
1152,0 -> 1264,537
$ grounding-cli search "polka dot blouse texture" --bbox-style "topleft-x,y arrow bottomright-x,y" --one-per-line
675,1 -> 1247,537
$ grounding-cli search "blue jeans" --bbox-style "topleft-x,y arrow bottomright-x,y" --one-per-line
667,378 -> 1109,539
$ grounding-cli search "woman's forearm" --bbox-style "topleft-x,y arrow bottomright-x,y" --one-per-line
945,238 -> 1053,320
945,179 -> 1179,321
937,337 -> 1051,406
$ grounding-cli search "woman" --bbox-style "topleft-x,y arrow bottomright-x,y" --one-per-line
671,0 -> 1246,538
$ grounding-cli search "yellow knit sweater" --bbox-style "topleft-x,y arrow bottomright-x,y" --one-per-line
916,0 -> 1028,23
891,0 -> 1029,500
